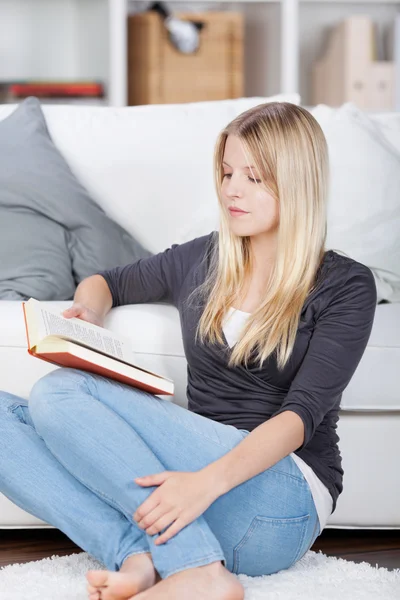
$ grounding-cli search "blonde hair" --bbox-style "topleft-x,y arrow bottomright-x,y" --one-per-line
187,102 -> 329,371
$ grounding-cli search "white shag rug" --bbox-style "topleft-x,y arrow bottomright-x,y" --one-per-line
0,550 -> 399,600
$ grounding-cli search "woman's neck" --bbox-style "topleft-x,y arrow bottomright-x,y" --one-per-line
232,270 -> 272,314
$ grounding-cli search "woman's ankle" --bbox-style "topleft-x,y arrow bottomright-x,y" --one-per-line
120,552 -> 161,582
120,552 -> 153,572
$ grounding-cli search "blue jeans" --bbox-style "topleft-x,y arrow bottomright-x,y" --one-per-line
0,368 -> 320,579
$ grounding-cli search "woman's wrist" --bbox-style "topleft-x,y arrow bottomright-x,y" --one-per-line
73,275 -> 112,320
199,462 -> 230,499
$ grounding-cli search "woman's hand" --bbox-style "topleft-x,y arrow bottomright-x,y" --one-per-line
133,470 -> 220,545
62,302 -> 104,327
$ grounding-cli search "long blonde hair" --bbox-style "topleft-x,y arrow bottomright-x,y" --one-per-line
187,102 -> 329,371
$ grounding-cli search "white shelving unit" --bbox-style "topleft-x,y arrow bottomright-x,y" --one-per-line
109,0 -> 128,107
1,0 -> 398,106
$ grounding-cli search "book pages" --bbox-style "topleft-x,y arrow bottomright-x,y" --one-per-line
29,299 -> 134,364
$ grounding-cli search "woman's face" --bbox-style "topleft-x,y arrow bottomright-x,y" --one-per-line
221,135 -> 279,237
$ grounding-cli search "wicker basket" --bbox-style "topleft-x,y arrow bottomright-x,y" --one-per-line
127,11 -> 244,105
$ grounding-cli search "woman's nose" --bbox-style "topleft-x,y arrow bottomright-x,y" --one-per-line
225,176 -> 243,199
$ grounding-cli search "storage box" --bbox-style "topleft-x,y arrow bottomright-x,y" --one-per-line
127,11 -> 244,105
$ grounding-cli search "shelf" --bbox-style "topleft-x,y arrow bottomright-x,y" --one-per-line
129,0 -> 400,3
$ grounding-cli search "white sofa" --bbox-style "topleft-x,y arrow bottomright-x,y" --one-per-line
0,95 -> 399,530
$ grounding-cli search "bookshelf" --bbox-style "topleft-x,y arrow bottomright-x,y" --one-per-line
0,0 -> 398,107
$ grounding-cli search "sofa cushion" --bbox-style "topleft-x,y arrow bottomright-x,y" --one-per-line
1,300 -> 399,411
311,102 -> 400,303
0,97 -> 152,301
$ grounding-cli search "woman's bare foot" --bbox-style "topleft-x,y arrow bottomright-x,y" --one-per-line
133,561 -> 244,600
86,552 -> 161,600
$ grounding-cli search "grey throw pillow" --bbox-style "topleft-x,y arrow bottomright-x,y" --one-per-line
0,96 -> 153,301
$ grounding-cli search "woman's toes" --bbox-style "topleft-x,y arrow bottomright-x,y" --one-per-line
86,570 -> 108,588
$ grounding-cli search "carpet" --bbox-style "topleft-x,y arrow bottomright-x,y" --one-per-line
0,550 -> 399,599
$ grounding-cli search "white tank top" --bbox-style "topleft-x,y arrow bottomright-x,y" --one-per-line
222,306 -> 333,532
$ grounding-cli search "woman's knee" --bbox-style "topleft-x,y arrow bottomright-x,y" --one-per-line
29,368 -> 87,414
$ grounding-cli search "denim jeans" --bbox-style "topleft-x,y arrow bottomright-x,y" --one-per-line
0,367 -> 320,579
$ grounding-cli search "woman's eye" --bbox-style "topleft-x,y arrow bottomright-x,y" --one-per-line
222,173 -> 261,183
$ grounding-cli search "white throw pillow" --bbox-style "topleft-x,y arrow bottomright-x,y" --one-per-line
370,112 -> 400,154
310,102 -> 400,303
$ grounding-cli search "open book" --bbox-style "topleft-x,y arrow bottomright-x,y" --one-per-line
22,298 -> 174,396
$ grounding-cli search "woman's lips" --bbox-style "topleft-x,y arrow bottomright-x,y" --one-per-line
229,208 -> 249,216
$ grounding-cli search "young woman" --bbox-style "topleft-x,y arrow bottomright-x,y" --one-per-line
0,102 -> 377,600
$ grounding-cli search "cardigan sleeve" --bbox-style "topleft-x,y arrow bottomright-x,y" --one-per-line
95,233 -> 212,308
272,262 -> 377,450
